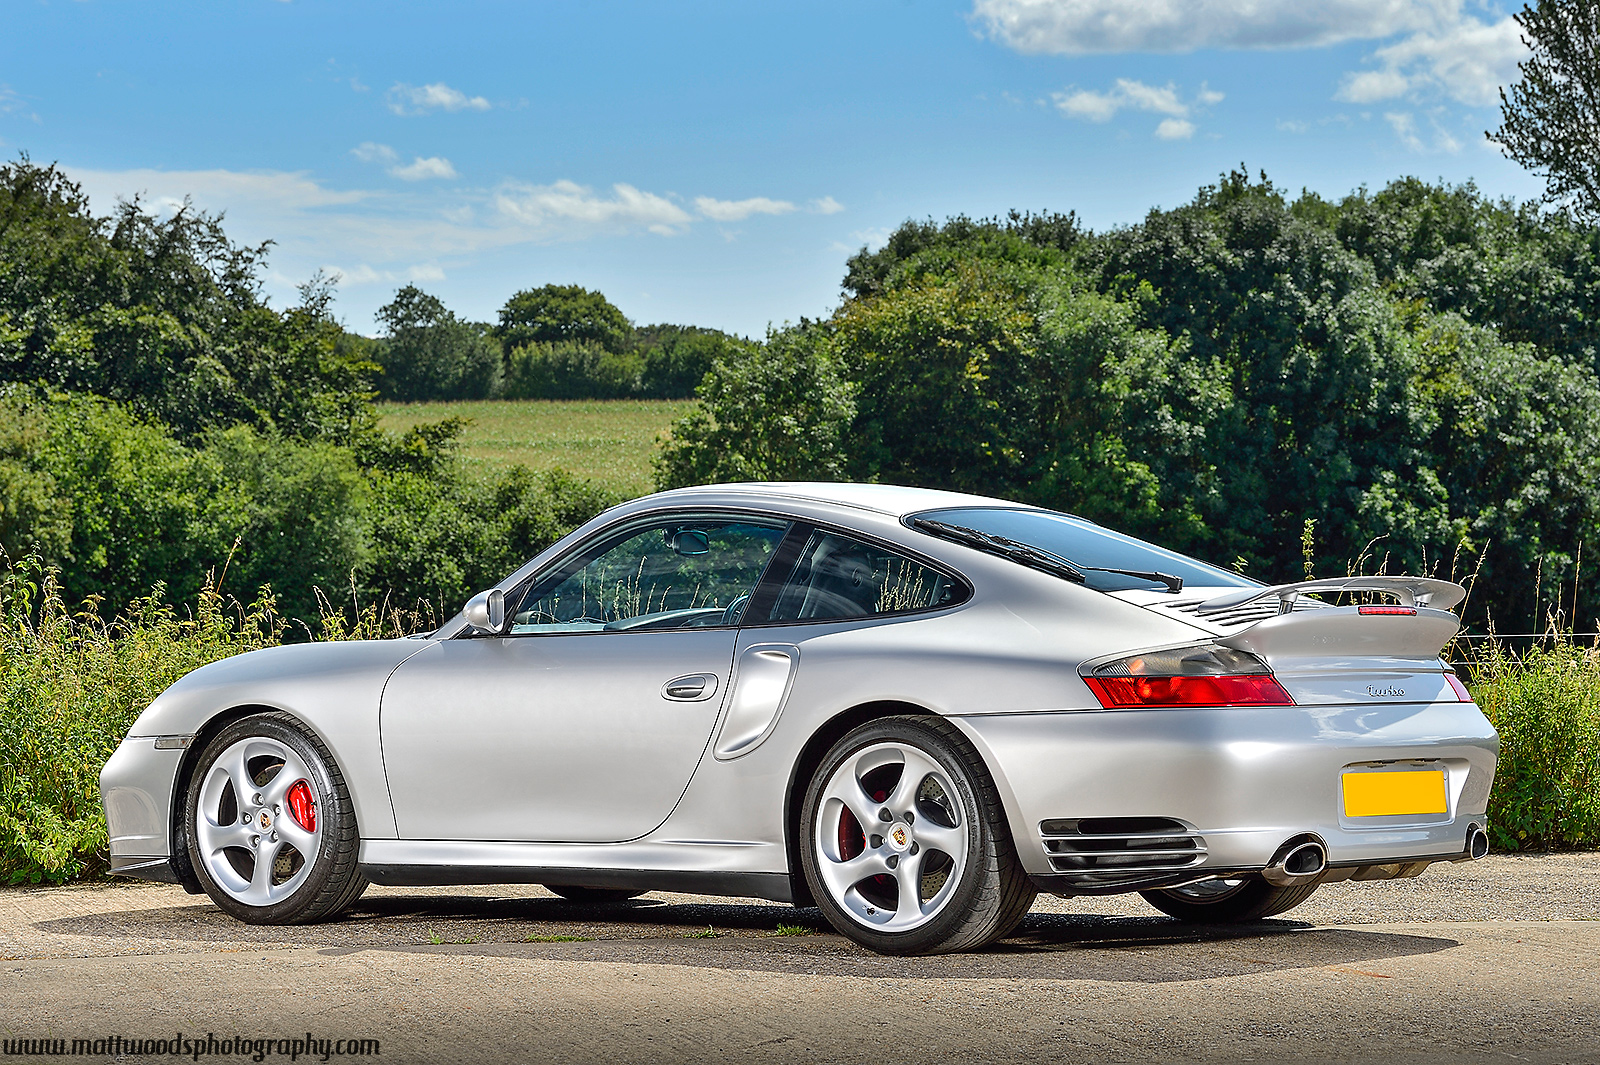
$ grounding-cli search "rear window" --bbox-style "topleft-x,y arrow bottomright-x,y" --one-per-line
909,507 -> 1257,593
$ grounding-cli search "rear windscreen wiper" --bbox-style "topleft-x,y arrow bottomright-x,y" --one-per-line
1081,567 -> 1184,593
910,518 -> 1087,584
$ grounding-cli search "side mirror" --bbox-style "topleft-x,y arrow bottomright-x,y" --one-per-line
464,588 -> 506,633
670,529 -> 710,556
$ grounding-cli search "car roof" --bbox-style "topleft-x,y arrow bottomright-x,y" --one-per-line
646,481 -> 1046,519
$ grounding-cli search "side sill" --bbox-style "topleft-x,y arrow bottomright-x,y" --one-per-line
359,864 -> 793,904
109,855 -> 181,884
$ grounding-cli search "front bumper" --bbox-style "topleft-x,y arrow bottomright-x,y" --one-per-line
955,699 -> 1497,896
99,737 -> 187,865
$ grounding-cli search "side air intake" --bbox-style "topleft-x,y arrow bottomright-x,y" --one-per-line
1039,817 -> 1207,874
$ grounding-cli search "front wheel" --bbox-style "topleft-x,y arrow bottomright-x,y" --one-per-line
1140,876 -> 1319,923
185,713 -> 367,924
799,716 -> 1035,955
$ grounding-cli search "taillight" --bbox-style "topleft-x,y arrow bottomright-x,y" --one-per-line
1358,605 -> 1417,616
1082,644 -> 1294,709
1444,672 -> 1474,702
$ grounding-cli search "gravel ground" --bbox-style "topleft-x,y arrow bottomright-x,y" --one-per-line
4,855 -> 1599,1063
3,853 -> 1597,966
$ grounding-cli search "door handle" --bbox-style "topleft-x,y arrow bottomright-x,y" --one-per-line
662,673 -> 719,701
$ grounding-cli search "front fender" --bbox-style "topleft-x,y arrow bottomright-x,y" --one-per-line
102,638 -> 432,860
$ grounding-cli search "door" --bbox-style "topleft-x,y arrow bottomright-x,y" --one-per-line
381,515 -> 789,842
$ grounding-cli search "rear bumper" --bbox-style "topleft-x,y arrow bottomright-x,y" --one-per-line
954,700 -> 1497,895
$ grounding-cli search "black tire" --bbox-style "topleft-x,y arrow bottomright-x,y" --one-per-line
1140,876 -> 1319,923
799,715 -> 1035,955
185,713 -> 367,924
545,885 -> 646,903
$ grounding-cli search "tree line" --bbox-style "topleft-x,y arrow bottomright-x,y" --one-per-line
370,282 -> 750,403
0,159 -> 623,623
658,173 -> 1600,632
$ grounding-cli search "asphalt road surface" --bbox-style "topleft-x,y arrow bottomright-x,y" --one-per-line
4,854 -> 1599,1064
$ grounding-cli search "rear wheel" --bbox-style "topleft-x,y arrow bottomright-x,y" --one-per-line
799,716 -> 1035,955
1140,876 -> 1319,923
185,713 -> 366,924
545,885 -> 646,903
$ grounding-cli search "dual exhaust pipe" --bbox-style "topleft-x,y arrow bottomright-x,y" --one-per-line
1262,824 -> 1489,886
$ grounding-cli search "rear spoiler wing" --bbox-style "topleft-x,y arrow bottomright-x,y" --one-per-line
1195,576 -> 1466,615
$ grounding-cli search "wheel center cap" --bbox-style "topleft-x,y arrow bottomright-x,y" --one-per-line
886,822 -> 912,852
257,811 -> 272,830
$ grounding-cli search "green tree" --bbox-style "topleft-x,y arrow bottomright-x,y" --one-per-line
374,285 -> 501,401
634,324 -> 751,399
495,284 -> 631,353
0,158 -> 378,441
656,325 -> 855,488
1492,0 -> 1600,221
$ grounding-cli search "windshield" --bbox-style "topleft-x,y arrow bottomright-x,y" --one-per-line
908,507 -> 1258,593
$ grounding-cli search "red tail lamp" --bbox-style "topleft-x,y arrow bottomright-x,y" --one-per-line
286,780 -> 317,832
1083,644 -> 1294,709
1358,605 -> 1417,616
1444,672 -> 1474,702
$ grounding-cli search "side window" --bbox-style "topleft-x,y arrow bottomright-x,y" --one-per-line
511,518 -> 788,634
765,529 -> 961,622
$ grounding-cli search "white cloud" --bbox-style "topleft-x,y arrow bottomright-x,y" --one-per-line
326,262 -> 447,287
352,143 -> 460,182
1053,78 -> 1196,121
1154,117 -> 1196,140
67,166 -> 369,216
1052,78 -> 1220,136
1054,88 -> 1121,122
1385,110 -> 1425,151
0,85 -> 38,121
1383,109 -> 1462,153
495,179 -> 693,235
1337,14 -> 1525,106
1277,119 -> 1311,133
976,2 -> 1527,112
974,0 -> 1457,54
694,195 -> 798,222
390,156 -> 458,181
810,196 -> 845,215
351,142 -> 398,164
386,82 -> 491,116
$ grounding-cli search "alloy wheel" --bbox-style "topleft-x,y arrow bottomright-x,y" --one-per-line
812,741 -> 970,932
194,736 -> 323,907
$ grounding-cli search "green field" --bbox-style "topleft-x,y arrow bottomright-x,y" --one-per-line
378,398 -> 694,496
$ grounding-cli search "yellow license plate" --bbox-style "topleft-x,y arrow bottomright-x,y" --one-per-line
1342,769 -> 1448,818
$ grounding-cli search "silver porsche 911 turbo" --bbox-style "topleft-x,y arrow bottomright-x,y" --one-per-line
101,482 -> 1497,955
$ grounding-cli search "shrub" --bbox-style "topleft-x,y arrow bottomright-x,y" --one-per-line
1469,642 -> 1600,850
502,339 -> 644,399
0,557 -> 283,883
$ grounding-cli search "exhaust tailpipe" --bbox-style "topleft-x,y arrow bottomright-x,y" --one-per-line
1262,839 -> 1328,886
1463,824 -> 1489,861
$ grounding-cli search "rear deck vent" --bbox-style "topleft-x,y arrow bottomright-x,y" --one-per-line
1163,597 -> 1324,628
1039,817 -> 1206,874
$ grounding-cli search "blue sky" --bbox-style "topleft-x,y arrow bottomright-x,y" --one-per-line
0,0 -> 1542,338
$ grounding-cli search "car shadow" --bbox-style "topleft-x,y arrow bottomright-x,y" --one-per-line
33,892 -> 1459,983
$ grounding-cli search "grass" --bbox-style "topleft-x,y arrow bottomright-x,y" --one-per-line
684,925 -> 722,939
378,398 -> 694,496
772,923 -> 816,937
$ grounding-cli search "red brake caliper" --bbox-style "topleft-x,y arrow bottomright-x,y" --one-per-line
839,788 -> 895,895
286,780 -> 317,832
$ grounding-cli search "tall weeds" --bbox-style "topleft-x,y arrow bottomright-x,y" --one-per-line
0,557 -> 286,883
1466,640 -> 1600,851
